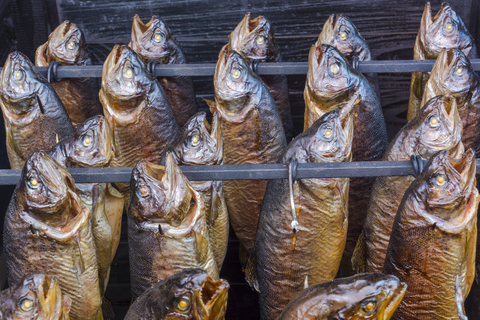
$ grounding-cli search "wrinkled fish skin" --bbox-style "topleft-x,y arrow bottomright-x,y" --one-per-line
407,2 -> 478,121
250,110 -> 353,320
214,47 -> 286,263
128,153 -> 218,300
384,149 -> 478,320
35,20 -> 103,128
129,15 -> 198,127
0,273 -> 71,320
0,52 -> 74,169
99,45 -> 181,203
353,95 -> 464,273
304,44 -> 388,275
316,14 -> 380,98
277,273 -> 407,320
228,13 -> 293,141
420,49 -> 480,154
125,269 -> 229,320
3,152 -> 103,320
169,111 -> 229,271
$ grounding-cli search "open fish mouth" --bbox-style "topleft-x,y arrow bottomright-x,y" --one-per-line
383,282 -> 407,319
196,276 -> 229,315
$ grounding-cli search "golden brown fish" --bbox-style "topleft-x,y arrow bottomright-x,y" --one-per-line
99,45 -> 181,204
169,111 -> 229,271
304,43 -> 388,275
128,153 -> 218,300
407,2 -> 478,121
277,273 -> 406,320
129,15 -> 198,127
383,149 -> 478,320
3,152 -> 103,320
247,109 -> 353,320
0,52 -> 74,169
0,273 -> 71,320
213,46 -> 286,265
35,20 -> 103,128
352,95 -> 464,273
124,269 -> 229,320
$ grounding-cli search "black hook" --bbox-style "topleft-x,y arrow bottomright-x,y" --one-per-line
410,155 -> 424,178
47,61 -> 62,83
147,60 -> 160,77
249,59 -> 260,74
352,56 -> 359,70
288,157 -> 299,234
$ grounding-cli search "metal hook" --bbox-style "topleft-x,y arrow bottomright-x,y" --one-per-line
288,157 -> 299,234
410,155 -> 424,178
147,60 -> 160,77
352,56 -> 359,70
47,61 -> 62,83
249,59 -> 260,74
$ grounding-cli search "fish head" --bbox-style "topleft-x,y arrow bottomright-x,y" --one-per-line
419,2 -> 474,58
17,152 -> 77,228
229,13 -> 277,62
46,20 -> 89,65
130,15 -> 174,63
170,111 -> 223,166
0,52 -> 45,113
102,45 -> 154,108
130,153 -> 194,226
50,115 -> 115,167
412,95 -> 463,159
0,273 -> 70,319
316,14 -> 371,61
415,149 -> 476,222
307,44 -> 359,103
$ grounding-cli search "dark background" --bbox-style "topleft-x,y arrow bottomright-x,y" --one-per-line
0,0 -> 478,319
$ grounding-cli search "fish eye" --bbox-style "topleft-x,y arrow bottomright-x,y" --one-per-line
191,134 -> 200,146
330,62 -> 340,75
256,35 -> 265,46
428,115 -> 440,128
176,295 -> 191,312
13,69 -> 24,81
138,183 -> 150,197
123,67 -> 134,79
231,68 -> 242,79
445,22 -> 455,34
362,300 -> 377,313
339,30 -> 348,41
455,65 -> 465,77
154,32 -> 163,43
19,298 -> 33,311
323,127 -> 333,138
82,134 -> 92,147
67,40 -> 77,50
28,176 -> 40,189
435,173 -> 446,186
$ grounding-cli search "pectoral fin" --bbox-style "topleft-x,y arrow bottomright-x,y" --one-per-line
245,247 -> 260,292
351,231 -> 367,274
456,276 -> 468,320
195,232 -> 209,265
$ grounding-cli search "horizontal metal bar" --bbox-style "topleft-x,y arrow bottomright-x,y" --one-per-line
4,59 -> 480,79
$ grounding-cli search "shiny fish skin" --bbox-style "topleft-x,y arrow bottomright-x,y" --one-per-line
0,52 -> 74,169
353,95 -> 464,273
35,20 -> 103,128
407,2 -> 477,121
129,15 -> 198,127
383,149 -> 478,320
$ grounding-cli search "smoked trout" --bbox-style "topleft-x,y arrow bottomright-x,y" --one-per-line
129,15 -> 198,127
35,20 -> 103,128
125,269 -> 229,320
383,149 -> 478,320
213,47 -> 286,264
407,2 -> 477,121
169,111 -> 229,271
128,153 -> 218,300
304,43 -> 388,275
3,152 -> 103,320
247,109 -> 353,320
353,95 -> 464,273
277,273 -> 406,320
0,52 -> 74,169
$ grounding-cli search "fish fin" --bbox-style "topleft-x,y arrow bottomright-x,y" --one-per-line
35,42 -> 49,66
62,294 -> 72,319
465,220 -> 477,297
209,185 -> 222,227
195,231 -> 210,265
203,98 -> 217,114
74,235 -> 85,275
456,276 -> 468,320
304,275 -> 309,289
35,94 -> 46,114
101,295 -> 115,320
351,231 -> 367,274
245,247 -> 260,292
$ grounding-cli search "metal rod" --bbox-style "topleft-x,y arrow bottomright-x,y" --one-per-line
11,59 -> 480,78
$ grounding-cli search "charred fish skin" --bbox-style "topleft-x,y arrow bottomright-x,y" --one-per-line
214,47 -> 286,262
251,109 -> 353,320
169,111 -> 229,271
304,43 -> 388,275
383,149 -> 478,320
0,52 -> 74,169
316,14 -> 381,98
128,153 -> 218,301
277,273 -> 407,320
125,269 -> 229,320
421,49 -> 480,154
3,152 -> 103,320
0,273 -> 71,320
407,2 -> 478,121
35,20 -> 103,128
228,13 -> 293,141
129,15 -> 198,127
353,95 -> 464,273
